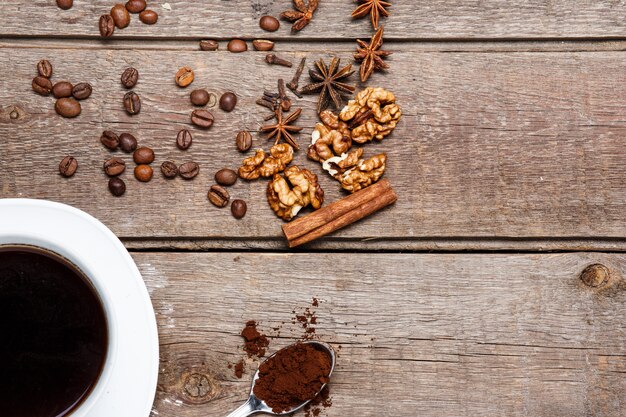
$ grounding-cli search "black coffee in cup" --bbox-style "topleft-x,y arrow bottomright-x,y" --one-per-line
0,246 -> 108,417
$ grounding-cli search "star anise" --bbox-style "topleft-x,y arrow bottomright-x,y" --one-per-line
261,107 -> 303,150
354,26 -> 392,82
300,57 -> 355,114
280,0 -> 319,32
351,0 -> 391,29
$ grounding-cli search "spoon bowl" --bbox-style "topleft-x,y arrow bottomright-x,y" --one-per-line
226,341 -> 336,417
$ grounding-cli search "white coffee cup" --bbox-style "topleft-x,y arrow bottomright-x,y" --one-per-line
0,199 -> 158,417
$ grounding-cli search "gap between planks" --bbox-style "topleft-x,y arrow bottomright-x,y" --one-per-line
1,38 -> 626,53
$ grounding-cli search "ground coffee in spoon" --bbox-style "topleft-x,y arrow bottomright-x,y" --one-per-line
253,343 -> 332,413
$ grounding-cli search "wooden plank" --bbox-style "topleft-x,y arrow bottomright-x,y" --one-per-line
1,0 -> 625,40
137,252 -> 626,416
1,47 -> 626,249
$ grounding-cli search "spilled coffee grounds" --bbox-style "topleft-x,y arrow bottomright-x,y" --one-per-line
253,343 -> 332,413
241,320 -> 269,357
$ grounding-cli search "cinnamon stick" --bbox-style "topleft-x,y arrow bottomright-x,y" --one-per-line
282,179 -> 397,248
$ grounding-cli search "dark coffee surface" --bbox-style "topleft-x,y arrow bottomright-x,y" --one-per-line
0,247 -> 108,417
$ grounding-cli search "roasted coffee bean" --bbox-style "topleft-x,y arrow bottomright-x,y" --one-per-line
99,14 -> 115,37
259,15 -> 280,32
72,83 -> 92,100
160,161 -> 178,178
125,0 -> 146,13
252,39 -> 275,51
56,0 -> 73,10
190,109 -> 214,129
121,67 -> 139,88
236,130 -> 252,152
219,92 -> 237,112
227,39 -> 247,53
133,146 -> 154,164
231,199 -> 247,219
59,156 -> 78,177
100,130 -> 119,150
134,164 -> 153,182
111,4 -> 130,29
108,177 -> 126,196
179,162 -> 199,180
215,168 -> 238,186
175,66 -> 194,88
123,91 -> 141,115
103,157 -> 126,176
118,133 -> 137,153
37,60 -> 53,78
52,81 -> 73,99
199,40 -> 218,51
55,98 -> 81,118
207,185 -> 230,207
190,89 -> 210,106
139,9 -> 158,24
32,76 -> 53,96
176,129 -> 193,150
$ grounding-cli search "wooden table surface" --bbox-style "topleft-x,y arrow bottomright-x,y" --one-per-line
1,1 -> 625,416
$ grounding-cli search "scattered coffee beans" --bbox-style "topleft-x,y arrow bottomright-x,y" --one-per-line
139,9 -> 158,24
161,161 -> 178,178
72,83 -> 92,100
134,164 -> 153,182
55,98 -> 81,118
118,133 -> 138,153
103,157 -> 126,176
133,146 -> 155,164
108,177 -> 126,196
190,89 -> 210,106
215,168 -> 238,186
179,162 -> 199,179
111,4 -> 131,29
236,130 -> 253,152
100,130 -> 119,150
175,67 -> 194,88
199,40 -> 219,51
231,199 -> 247,219
253,40 -> 275,51
208,185 -> 230,207
52,81 -> 73,99
259,15 -> 280,32
37,60 -> 53,78
99,14 -> 115,37
32,76 -> 53,96
219,92 -> 238,112
190,109 -> 214,128
227,39 -> 247,53
59,156 -> 78,177
121,67 -> 139,88
125,0 -> 146,13
176,129 -> 193,150
123,91 -> 141,115
56,0 -> 73,10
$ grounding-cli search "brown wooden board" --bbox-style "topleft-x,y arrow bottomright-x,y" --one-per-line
1,46 -> 625,249
1,0 -> 625,40
138,252 -> 626,416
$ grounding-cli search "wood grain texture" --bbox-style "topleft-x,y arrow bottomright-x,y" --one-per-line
1,46 -> 625,248
1,0 -> 625,40
138,252 -> 626,416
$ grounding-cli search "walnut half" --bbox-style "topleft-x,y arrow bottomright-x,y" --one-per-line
339,153 -> 387,193
267,165 -> 324,221
340,87 -> 401,144
238,143 -> 294,180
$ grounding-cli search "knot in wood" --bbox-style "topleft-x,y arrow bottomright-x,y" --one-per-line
181,372 -> 216,404
580,264 -> 610,288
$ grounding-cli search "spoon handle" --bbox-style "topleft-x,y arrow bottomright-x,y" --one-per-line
226,398 -> 258,417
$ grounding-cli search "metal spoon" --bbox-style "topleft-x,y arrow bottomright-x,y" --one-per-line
226,341 -> 336,417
